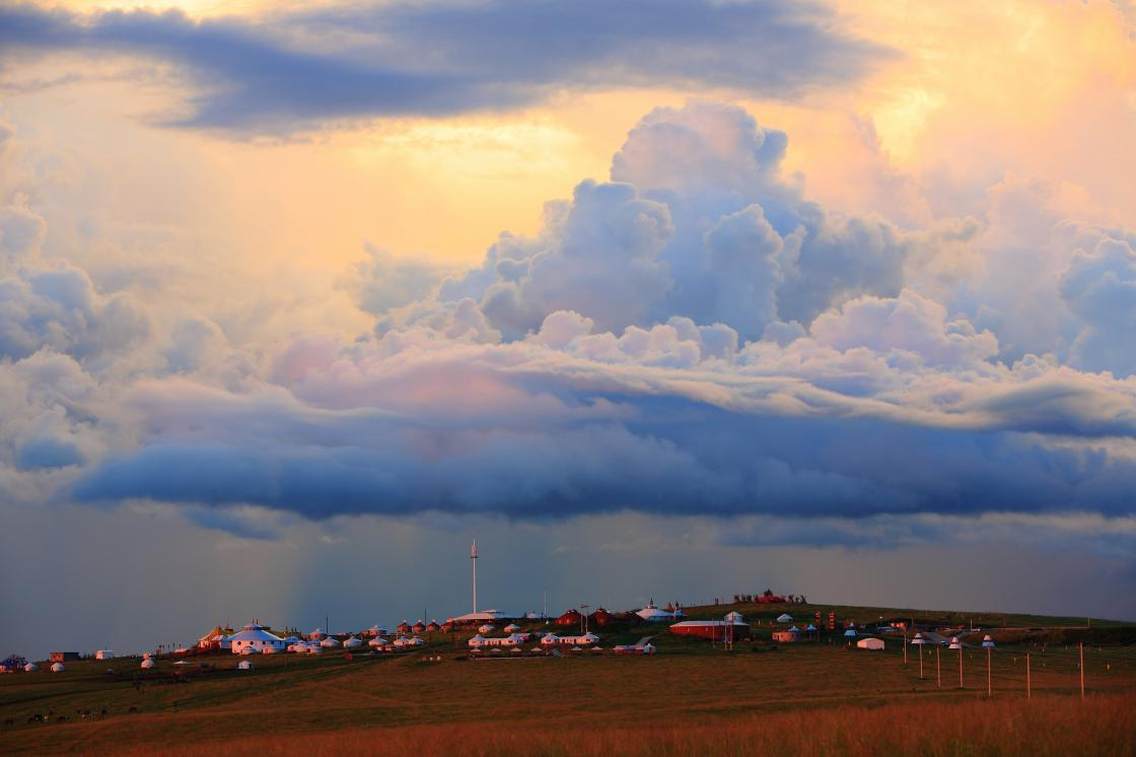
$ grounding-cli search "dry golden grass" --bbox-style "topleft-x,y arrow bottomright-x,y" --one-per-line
4,638 -> 1135,754
133,694 -> 1136,757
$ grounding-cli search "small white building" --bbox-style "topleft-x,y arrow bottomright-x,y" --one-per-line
541,632 -> 599,647
228,623 -> 287,655
95,649 -> 115,660
23,662 -> 38,672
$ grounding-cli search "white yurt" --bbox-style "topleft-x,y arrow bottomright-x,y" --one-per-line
238,660 -> 253,670
23,662 -> 38,672
504,623 -> 521,633
369,636 -> 390,648
95,649 -> 115,660
409,636 -> 425,647
776,613 -> 793,623
141,657 -> 156,669
724,611 -> 744,623
540,633 -> 560,646
228,623 -> 287,655
343,636 -> 363,649
636,604 -> 674,623
467,634 -> 487,649
306,643 -> 323,655
319,636 -> 341,648
580,632 -> 600,645
477,624 -> 496,635
857,637 -> 885,651
50,662 -> 65,673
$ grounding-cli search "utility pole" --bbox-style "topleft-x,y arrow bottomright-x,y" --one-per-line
937,645 -> 942,688
1026,653 -> 1031,700
987,646 -> 992,697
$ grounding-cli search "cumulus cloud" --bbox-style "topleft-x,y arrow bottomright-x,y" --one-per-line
0,264 -> 149,363
0,2 -> 887,133
435,103 -> 909,342
0,101 -> 1127,552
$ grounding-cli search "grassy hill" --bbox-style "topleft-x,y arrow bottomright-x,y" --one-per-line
2,601 -> 1134,754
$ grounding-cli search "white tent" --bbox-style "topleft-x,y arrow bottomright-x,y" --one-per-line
141,658 -> 156,669
636,605 -> 675,623
776,613 -> 793,623
50,662 -> 65,673
504,623 -> 521,633
95,649 -> 114,660
228,623 -> 287,655
478,624 -> 496,634
467,634 -> 487,648
319,637 -> 341,648
857,637 -> 885,651
238,660 -> 253,670
724,611 -> 744,623
23,662 -> 37,672
343,636 -> 363,649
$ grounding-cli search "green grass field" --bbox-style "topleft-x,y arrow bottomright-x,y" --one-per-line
3,602 -> 1134,754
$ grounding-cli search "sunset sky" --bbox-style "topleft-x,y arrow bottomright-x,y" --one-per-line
1,0 -> 1135,657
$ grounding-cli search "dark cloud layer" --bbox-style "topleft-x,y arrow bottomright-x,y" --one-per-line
0,1 -> 888,131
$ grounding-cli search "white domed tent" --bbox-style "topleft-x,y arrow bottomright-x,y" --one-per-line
228,623 -> 287,655
478,624 -> 496,635
23,662 -> 37,672
724,611 -> 744,623
95,649 -> 115,660
504,623 -> 521,633
319,636 -> 341,648
343,636 -> 363,649
636,604 -> 675,623
467,634 -> 487,649
369,636 -> 390,648
857,637 -> 885,651
141,658 -> 156,669
238,660 -> 253,670
50,662 -> 65,673
776,613 -> 793,623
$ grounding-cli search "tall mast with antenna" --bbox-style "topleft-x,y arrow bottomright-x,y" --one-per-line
470,539 -> 479,614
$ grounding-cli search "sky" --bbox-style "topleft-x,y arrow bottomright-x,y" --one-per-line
1,0 -> 1135,658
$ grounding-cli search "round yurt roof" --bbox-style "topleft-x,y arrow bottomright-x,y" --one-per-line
50,662 -> 65,672
141,658 -> 155,668
24,662 -> 37,672
776,613 -> 793,623
228,627 -> 285,643
320,637 -> 340,647
724,611 -> 744,622
504,623 -> 521,632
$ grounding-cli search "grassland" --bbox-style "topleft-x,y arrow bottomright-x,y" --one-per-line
3,602 -> 1134,755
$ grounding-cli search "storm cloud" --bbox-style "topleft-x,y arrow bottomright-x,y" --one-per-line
0,1 -> 888,132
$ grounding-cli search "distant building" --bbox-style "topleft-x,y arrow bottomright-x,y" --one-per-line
636,603 -> 675,623
227,623 -> 286,655
670,612 -> 751,641
49,652 -> 80,663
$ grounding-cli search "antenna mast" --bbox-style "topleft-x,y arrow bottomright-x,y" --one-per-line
470,539 -> 479,613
